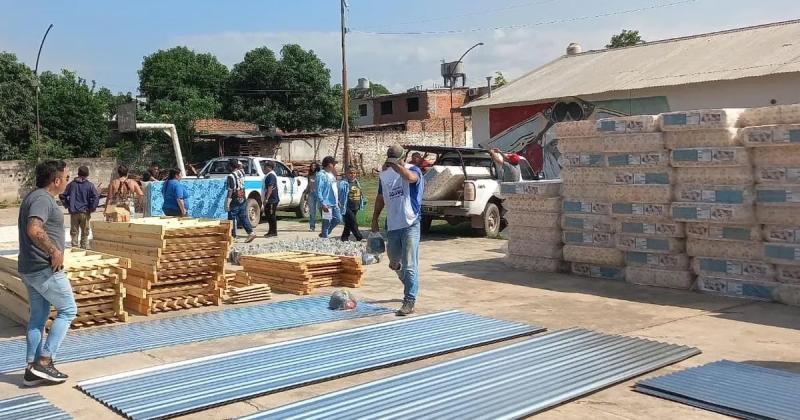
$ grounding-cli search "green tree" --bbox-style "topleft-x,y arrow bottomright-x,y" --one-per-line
493,71 -> 508,88
0,52 -> 36,159
95,88 -> 134,120
224,46 -> 281,127
606,29 -> 644,48
364,82 -> 390,96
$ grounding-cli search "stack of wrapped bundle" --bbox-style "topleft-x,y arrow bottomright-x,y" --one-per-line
502,180 -> 564,272
556,121 -> 624,281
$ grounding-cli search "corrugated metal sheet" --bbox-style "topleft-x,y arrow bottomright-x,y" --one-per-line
0,296 -> 391,374
466,20 -> 800,108
77,311 -> 543,420
0,394 -> 71,420
242,328 -> 700,420
635,360 -> 800,419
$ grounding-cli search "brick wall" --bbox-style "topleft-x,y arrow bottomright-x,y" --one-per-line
370,89 -> 469,143
0,157 -> 117,203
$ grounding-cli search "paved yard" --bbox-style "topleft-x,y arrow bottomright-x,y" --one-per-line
0,219 -> 798,419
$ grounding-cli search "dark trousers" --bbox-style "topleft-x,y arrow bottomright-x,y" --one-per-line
164,208 -> 182,217
265,202 -> 278,234
341,208 -> 363,241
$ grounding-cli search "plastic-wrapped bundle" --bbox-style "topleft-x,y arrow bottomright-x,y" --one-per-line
611,202 -> 670,221
674,167 -> 754,185
756,205 -> 800,225
739,104 -> 800,127
663,128 -> 740,149
616,235 -> 685,254
505,211 -> 561,228
606,151 -> 669,167
659,109 -> 743,131
617,221 -> 685,237
597,115 -> 659,134
762,225 -> 800,243
563,200 -> 611,215
608,169 -> 672,185
687,238 -> 763,260
562,231 -> 616,248
608,185 -> 672,203
500,180 -> 562,197
603,133 -> 664,152
755,166 -> 800,184
423,165 -> 493,200
505,197 -> 561,213
739,124 -> 800,147
671,202 -> 755,224
752,146 -> 800,166
508,239 -> 564,259
673,185 -> 754,204
554,120 -> 597,138
625,267 -> 695,289
696,276 -> 783,302
755,185 -> 800,206
764,243 -> 800,266
692,257 -> 776,281
563,245 -> 625,266
505,255 -> 564,273
556,136 -> 604,153
561,184 -> 609,201
777,265 -> 800,284
505,227 -> 562,244
626,251 -> 691,271
570,263 -> 625,281
561,214 -> 614,232
562,153 -> 606,167
560,167 -> 607,185
686,223 -> 761,242
670,147 -> 750,167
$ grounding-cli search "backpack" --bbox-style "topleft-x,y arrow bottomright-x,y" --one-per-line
229,170 -> 246,205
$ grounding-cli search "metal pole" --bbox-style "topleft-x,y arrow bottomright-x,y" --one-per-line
34,24 -> 54,145
449,42 -> 483,148
340,0 -> 350,170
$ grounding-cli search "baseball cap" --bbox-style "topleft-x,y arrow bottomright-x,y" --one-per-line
322,156 -> 338,167
507,153 -> 521,165
386,144 -> 404,164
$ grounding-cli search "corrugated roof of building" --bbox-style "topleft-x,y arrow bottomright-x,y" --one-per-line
465,19 -> 800,108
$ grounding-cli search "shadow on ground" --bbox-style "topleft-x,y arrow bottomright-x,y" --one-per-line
433,257 -> 800,331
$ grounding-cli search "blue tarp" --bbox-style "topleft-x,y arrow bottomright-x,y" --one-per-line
145,179 -> 228,219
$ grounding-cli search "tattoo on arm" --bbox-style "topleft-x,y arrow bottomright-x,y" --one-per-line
28,218 -> 58,255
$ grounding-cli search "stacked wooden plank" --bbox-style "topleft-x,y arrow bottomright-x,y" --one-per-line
240,251 -> 364,295
226,285 -> 272,304
91,217 -> 231,315
0,249 -> 129,329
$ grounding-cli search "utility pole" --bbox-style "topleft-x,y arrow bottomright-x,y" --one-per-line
34,24 -> 54,145
340,0 -> 350,170
449,42 -> 483,147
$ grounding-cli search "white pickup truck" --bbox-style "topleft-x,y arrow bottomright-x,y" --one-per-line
406,146 -> 537,237
197,156 -> 310,226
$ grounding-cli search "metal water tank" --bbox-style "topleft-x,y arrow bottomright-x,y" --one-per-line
566,43 -> 583,55
357,78 -> 370,89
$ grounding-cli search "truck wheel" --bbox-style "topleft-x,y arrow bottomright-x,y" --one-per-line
296,193 -> 310,218
475,202 -> 501,237
421,215 -> 433,234
247,198 -> 261,226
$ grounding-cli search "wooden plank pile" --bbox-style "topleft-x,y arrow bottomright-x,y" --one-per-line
240,251 -> 364,295
91,217 -> 232,315
0,249 -> 129,329
221,270 -> 272,304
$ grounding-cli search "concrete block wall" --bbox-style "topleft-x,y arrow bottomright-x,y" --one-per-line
0,157 -> 117,202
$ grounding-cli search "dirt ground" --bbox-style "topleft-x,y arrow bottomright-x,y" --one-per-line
1,217 -> 799,419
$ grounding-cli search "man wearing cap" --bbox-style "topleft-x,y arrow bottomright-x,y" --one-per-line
372,145 -> 425,316
316,156 -> 341,238
490,148 -> 522,182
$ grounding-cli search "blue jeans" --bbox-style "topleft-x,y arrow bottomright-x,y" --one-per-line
320,206 -> 342,238
386,220 -> 421,302
20,268 -> 77,363
308,193 -> 319,230
228,202 -> 253,237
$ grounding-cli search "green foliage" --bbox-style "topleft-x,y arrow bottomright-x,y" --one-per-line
365,82 -> 391,95
0,52 -> 36,159
493,71 -> 508,88
606,29 -> 644,48
95,88 -> 134,119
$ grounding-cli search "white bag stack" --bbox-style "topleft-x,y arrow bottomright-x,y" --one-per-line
502,180 -> 565,273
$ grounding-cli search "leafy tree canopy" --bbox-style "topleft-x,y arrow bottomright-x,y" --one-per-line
0,52 -> 36,159
607,29 -> 644,48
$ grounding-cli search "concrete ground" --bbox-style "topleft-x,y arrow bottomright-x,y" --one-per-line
0,217 -> 799,419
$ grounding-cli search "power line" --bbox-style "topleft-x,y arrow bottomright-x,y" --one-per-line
352,0 -> 699,35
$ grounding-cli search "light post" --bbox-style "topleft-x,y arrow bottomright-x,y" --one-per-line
449,42 -> 483,145
34,24 -> 54,144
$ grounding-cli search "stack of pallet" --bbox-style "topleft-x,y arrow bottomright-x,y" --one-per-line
555,121 -> 624,281
0,249 -> 129,328
91,217 -> 231,315
501,180 -> 563,272
240,251 -> 364,295
222,270 -> 272,303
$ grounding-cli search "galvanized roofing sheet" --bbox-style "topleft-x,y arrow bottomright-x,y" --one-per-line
242,328 -> 700,420
77,311 -> 543,420
635,360 -> 800,419
466,20 -> 800,108
0,296 -> 391,374
0,394 -> 71,420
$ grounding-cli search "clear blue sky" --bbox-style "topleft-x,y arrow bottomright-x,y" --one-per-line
1,0 -> 797,94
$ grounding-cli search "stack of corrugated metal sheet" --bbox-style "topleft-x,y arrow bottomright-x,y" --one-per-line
0,394 -> 71,420
502,180 -> 564,272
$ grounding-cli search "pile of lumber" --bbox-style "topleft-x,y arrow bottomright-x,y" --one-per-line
91,217 -> 232,315
240,251 -> 364,295
226,284 -> 272,304
0,249 -> 129,329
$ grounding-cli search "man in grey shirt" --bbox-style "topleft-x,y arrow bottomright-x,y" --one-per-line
17,160 -> 76,386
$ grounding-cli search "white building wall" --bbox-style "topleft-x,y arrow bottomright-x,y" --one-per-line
353,99 -> 374,127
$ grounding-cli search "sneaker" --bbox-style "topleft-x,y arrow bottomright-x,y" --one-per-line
245,233 -> 257,243
396,300 -> 415,317
30,360 -> 68,383
264,232 -> 278,238
309,226 -> 315,232
22,367 -> 45,387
